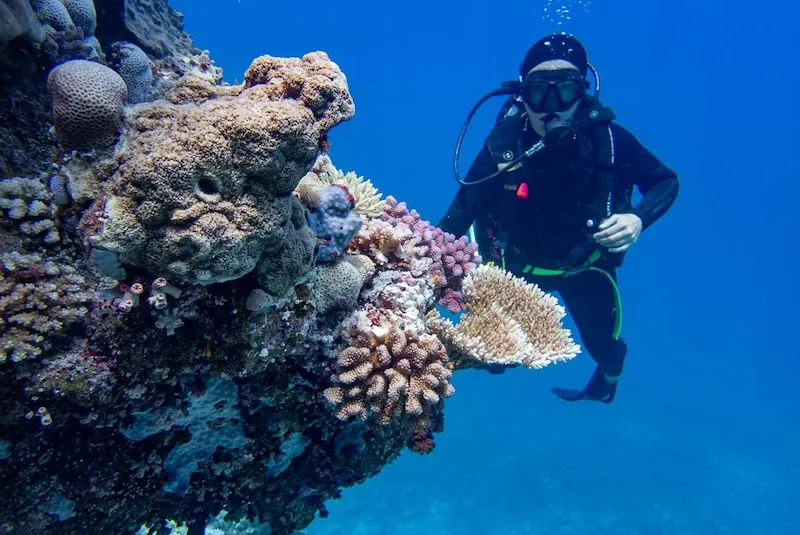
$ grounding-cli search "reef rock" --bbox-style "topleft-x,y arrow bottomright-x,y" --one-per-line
76,51 -> 354,287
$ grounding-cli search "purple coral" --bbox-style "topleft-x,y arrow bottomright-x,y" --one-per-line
380,196 -> 480,310
307,184 -> 363,262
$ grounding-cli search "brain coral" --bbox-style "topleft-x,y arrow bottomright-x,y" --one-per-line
47,59 -> 128,151
109,41 -> 153,104
85,51 -> 355,288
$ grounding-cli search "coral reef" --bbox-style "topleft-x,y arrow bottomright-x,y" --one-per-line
427,263 -> 582,370
0,2 -> 579,535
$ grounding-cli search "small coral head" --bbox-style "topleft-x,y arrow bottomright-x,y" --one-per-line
152,277 -> 168,288
130,283 -> 145,294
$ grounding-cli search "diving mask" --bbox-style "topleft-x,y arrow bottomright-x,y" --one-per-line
521,69 -> 588,113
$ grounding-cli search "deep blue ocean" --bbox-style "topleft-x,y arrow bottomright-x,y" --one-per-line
172,1 -> 799,533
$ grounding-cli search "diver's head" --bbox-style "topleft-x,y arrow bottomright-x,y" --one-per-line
519,34 -> 590,137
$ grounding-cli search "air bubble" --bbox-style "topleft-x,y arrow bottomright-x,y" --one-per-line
543,0 -> 592,26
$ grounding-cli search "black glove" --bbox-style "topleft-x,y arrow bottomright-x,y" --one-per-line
552,364 -> 620,403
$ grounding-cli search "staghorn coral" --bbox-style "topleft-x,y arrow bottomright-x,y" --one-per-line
47,59 -> 128,151
0,251 -> 95,363
323,306 -> 454,425
427,263 -> 581,370
76,51 -> 353,288
297,154 -> 385,218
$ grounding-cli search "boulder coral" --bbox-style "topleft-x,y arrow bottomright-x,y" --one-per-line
79,51 -> 354,289
47,59 -> 128,150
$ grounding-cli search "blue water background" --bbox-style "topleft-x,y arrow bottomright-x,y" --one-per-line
172,1 -> 799,533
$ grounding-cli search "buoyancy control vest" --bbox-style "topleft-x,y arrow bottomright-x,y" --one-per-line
473,93 -> 624,273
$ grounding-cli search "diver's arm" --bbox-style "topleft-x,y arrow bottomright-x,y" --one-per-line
612,123 -> 680,231
437,146 -> 497,237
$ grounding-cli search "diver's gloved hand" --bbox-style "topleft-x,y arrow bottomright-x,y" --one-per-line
552,364 -> 619,403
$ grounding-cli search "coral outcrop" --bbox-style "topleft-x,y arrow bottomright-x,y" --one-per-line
0,3 -> 579,535
75,51 -> 353,288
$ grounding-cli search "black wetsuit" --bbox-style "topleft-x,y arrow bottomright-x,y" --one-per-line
438,99 -> 679,400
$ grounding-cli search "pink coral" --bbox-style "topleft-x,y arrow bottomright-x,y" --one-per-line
379,196 -> 480,311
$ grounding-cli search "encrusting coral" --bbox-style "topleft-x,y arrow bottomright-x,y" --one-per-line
427,263 -> 582,370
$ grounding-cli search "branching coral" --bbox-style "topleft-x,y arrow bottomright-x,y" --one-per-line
427,263 -> 581,370
0,175 -> 60,245
323,306 -> 454,426
379,196 -> 480,312
0,251 -> 95,363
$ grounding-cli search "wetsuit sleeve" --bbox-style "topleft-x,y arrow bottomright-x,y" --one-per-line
437,145 -> 497,237
611,123 -> 680,231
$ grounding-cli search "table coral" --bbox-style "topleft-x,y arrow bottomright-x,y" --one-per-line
427,263 -> 581,370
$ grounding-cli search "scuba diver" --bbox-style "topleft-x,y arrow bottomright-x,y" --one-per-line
439,33 -> 679,404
